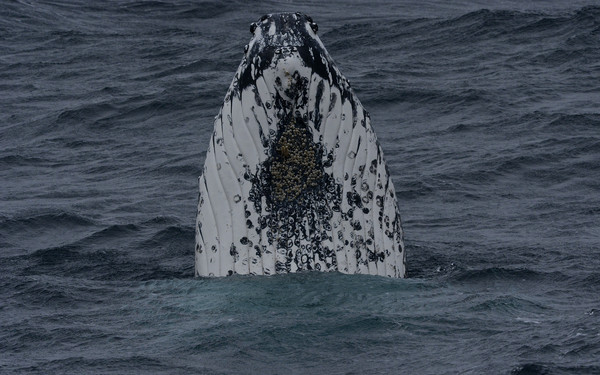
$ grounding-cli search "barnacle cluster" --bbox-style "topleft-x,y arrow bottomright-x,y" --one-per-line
246,113 -> 343,272
270,118 -> 322,202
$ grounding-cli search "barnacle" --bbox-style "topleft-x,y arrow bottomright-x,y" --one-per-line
270,119 -> 323,202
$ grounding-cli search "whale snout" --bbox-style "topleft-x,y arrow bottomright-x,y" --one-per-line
238,13 -> 325,95
263,49 -> 312,105
196,13 -> 406,278
249,12 -> 316,51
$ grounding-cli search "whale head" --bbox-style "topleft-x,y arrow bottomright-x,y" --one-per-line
248,12 -> 319,49
238,12 -> 344,104
196,13 -> 406,279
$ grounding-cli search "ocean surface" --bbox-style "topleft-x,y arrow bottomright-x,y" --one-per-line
1,0 -> 599,373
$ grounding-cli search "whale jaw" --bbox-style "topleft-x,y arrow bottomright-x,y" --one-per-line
195,13 -> 406,278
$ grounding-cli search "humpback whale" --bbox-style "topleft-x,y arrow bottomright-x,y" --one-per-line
195,13 -> 405,277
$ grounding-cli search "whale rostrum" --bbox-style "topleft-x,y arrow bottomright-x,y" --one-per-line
195,13 -> 405,277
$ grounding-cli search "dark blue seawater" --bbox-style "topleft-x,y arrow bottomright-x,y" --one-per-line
1,0 -> 599,373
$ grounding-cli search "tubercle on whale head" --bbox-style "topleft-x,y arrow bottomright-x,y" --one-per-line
237,13 -> 339,94
249,12 -> 318,49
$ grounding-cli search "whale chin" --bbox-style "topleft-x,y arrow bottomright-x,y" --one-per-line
195,13 -> 406,278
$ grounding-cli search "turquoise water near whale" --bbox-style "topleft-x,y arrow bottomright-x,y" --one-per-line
1,1 -> 599,373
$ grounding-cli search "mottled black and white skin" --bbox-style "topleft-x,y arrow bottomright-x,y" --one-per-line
196,13 -> 405,277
